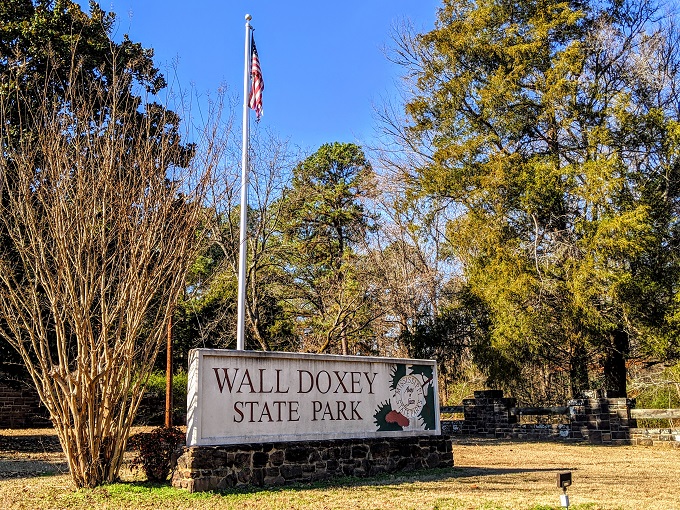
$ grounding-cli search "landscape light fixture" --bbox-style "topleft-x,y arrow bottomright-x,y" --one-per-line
556,471 -> 572,508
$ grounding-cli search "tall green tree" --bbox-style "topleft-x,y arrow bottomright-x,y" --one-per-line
282,142 -> 378,355
0,1 -> 182,150
394,0 -> 680,398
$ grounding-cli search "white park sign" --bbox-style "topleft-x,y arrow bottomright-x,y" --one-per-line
186,349 -> 441,446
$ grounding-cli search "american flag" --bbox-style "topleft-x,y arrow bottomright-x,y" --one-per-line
249,37 -> 264,120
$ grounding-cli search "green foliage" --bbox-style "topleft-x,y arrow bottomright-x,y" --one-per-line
397,0 -> 680,398
0,0 -> 192,163
144,370 -> 188,406
173,257 -> 239,360
403,285 -> 489,379
170,140 -> 381,357
281,142 -> 378,354
410,364 -> 433,381
172,205 -> 295,355
287,142 -> 374,265
635,386 -> 680,410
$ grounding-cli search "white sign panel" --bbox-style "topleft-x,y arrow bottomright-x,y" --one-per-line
186,349 -> 440,446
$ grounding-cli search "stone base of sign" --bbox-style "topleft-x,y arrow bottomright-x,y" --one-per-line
172,435 -> 453,492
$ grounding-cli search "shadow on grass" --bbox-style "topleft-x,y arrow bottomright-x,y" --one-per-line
0,434 -> 62,454
114,465 -> 569,496
0,459 -> 69,480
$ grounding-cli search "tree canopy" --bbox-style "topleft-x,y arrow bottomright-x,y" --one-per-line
392,0 -> 680,397
280,142 -> 378,355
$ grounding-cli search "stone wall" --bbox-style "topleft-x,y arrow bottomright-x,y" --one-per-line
0,377 -> 50,428
442,420 -> 571,440
172,435 -> 453,492
568,396 -> 635,444
442,390 -> 636,444
460,390 -> 517,437
630,428 -> 680,447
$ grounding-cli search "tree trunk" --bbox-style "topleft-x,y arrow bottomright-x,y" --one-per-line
341,329 -> 348,355
603,329 -> 629,398
569,341 -> 590,398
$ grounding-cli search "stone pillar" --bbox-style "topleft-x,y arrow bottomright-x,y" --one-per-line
568,391 -> 635,444
607,397 -> 637,444
462,390 -> 516,438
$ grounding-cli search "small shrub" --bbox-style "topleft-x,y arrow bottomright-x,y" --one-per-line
128,426 -> 185,482
135,370 -> 189,425
144,370 -> 188,404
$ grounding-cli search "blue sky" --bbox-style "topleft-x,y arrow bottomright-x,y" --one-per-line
78,1 -> 441,152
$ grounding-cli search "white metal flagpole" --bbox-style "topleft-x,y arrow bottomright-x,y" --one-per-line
236,14 -> 252,351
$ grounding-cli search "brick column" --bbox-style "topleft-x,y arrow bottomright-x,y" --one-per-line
568,392 -> 635,444
463,390 -> 516,438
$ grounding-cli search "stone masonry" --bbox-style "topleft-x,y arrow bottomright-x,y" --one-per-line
461,390 -> 517,438
630,428 -> 680,447
442,390 -> 637,444
172,435 -> 453,492
567,395 -> 635,444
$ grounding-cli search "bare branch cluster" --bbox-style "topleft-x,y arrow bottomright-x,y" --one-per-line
0,59 -> 212,487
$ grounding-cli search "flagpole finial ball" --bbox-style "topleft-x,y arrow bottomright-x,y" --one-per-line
245,14 -> 252,21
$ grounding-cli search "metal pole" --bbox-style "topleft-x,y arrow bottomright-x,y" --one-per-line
236,14 -> 252,351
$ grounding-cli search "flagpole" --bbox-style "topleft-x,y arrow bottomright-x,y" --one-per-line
236,14 -> 252,351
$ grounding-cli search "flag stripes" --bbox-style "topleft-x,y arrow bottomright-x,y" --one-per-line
249,37 -> 264,120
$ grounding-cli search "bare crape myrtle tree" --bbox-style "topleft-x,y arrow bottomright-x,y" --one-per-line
0,62 -> 216,487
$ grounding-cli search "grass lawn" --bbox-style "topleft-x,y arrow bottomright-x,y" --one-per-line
1,429 -> 678,509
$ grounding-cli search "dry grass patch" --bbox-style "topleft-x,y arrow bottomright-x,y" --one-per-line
449,439 -> 679,509
1,429 -> 679,509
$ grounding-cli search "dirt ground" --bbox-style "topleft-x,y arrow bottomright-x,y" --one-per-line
1,428 -> 679,509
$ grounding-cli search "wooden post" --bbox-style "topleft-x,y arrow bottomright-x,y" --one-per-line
165,312 -> 173,428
